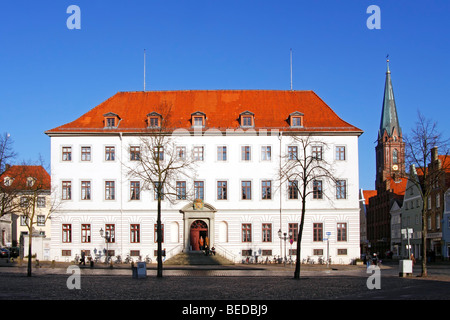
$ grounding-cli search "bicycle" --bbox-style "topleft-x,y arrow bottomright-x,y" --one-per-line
73,254 -> 80,264
145,255 -> 152,264
114,255 -> 122,264
124,254 -> 133,264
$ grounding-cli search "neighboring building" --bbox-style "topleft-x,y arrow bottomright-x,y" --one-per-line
359,189 -> 376,255
0,165 -> 52,257
45,90 -> 363,264
425,149 -> 450,259
389,200 -> 402,258
399,165 -> 423,259
443,188 -> 450,259
366,60 -> 407,258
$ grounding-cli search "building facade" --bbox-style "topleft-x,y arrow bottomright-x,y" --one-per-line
46,90 -> 363,264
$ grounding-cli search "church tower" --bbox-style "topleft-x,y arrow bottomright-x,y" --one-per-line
375,59 -> 405,189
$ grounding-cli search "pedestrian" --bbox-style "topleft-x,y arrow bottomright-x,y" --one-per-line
211,246 -> 216,256
80,250 -> 86,265
199,236 -> 204,250
371,253 -> 378,266
410,253 -> 416,266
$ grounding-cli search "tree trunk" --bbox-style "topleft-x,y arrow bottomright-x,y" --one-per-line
157,197 -> 163,278
27,236 -> 32,277
294,197 -> 307,279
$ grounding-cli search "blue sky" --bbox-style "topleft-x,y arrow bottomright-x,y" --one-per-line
0,1 -> 449,191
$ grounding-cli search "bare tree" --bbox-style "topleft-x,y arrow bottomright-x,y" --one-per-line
124,102 -> 196,277
280,134 -> 339,279
403,112 -> 449,277
0,132 -> 19,219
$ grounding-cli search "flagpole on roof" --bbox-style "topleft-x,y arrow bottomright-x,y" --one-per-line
290,48 -> 293,91
144,49 -> 146,92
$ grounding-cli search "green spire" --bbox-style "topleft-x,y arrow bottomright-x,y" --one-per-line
379,58 -> 401,138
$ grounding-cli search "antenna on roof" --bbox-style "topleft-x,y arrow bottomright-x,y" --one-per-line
290,48 -> 293,91
144,49 -> 146,91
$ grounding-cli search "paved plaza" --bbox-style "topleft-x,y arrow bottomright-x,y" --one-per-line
1,259 -> 449,302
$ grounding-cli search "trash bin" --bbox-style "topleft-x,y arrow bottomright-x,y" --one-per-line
137,262 -> 147,278
399,259 -> 413,277
132,266 -> 138,278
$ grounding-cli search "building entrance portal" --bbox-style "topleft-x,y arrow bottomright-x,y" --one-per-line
190,220 -> 208,251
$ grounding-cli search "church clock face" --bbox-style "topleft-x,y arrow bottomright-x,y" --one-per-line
392,164 -> 398,171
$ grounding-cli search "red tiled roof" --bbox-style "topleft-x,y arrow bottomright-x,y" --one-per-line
363,190 -> 377,205
45,90 -> 363,134
0,165 -> 51,190
387,177 -> 407,196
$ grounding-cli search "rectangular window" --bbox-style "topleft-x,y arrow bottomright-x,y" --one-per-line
130,224 -> 140,243
130,181 -> 140,200
62,224 -> 72,243
313,180 -> 323,199
105,181 -> 115,200
217,146 -> 227,161
241,146 -> 251,161
130,146 -> 140,161
262,223 -> 272,242
106,118 -> 115,128
312,146 -> 323,160
81,146 -> 91,161
62,147 -> 72,161
37,196 -> 46,208
242,224 -> 252,242
37,215 -> 45,226
194,181 -> 204,200
62,181 -> 71,200
193,146 -> 204,161
217,181 -> 227,200
242,116 -> 253,127
176,146 -> 186,161
292,116 -> 302,127
81,224 -> 91,243
262,180 -> 272,200
81,181 -> 91,200
154,224 -> 164,243
176,181 -> 186,200
289,223 -> 298,242
336,180 -> 347,199
242,181 -> 252,200
105,146 -> 115,161
105,224 -> 115,243
313,223 -> 323,242
261,146 -> 271,161
337,223 -> 347,242
193,116 -> 204,127
149,117 -> 159,127
288,146 -> 298,160
288,180 -> 298,199
336,146 -> 346,161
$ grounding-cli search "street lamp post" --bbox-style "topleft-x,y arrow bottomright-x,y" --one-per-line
99,228 -> 111,264
278,229 -> 293,266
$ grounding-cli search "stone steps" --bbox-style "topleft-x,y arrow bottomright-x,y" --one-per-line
165,251 -> 235,265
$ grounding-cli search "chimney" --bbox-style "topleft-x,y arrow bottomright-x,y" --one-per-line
5,164 -> 11,171
431,146 -> 438,162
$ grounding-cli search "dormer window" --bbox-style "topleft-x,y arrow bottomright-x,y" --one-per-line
147,112 -> 162,128
191,111 -> 206,128
289,111 -> 304,127
27,177 -> 36,187
239,111 -> 254,127
103,112 -> 120,129
3,177 -> 13,187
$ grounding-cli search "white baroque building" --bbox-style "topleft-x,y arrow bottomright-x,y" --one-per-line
46,90 -> 363,264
